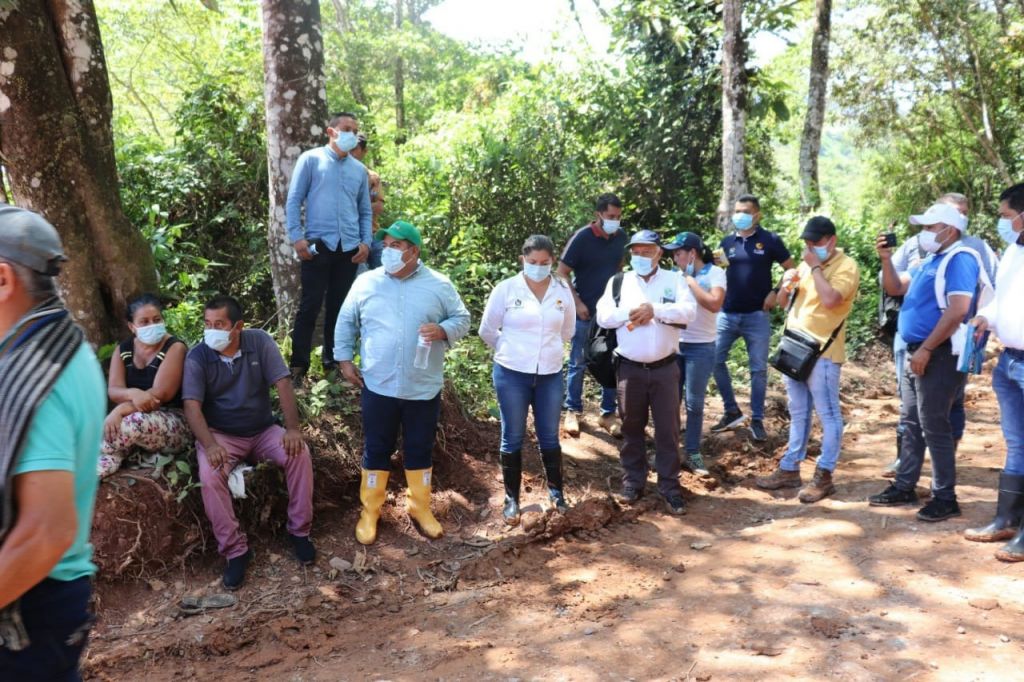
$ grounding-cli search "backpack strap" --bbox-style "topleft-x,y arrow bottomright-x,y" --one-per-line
934,245 -> 994,319
612,271 -> 624,305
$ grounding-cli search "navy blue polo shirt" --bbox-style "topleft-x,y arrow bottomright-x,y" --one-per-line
561,223 -> 628,313
182,329 -> 291,437
719,226 -> 791,313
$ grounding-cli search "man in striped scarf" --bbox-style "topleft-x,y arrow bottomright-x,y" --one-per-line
0,206 -> 105,680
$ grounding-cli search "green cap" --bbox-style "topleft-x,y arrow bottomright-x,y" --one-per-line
374,220 -> 422,248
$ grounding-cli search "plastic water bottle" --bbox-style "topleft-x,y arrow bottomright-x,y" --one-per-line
414,334 -> 432,369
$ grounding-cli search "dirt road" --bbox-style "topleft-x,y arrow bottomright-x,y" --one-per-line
85,358 -> 1022,681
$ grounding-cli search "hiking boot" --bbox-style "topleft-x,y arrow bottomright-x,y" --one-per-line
684,452 -> 709,476
749,419 -> 768,442
868,484 -> 918,506
916,498 -> 962,522
965,473 -> 1024,542
598,413 -> 623,438
755,467 -> 802,490
289,534 -> 316,565
616,485 -> 643,503
882,458 -> 899,479
222,549 -> 253,591
564,411 -> 581,437
665,494 -> 687,515
995,523 -> 1024,562
711,410 -> 745,433
798,468 -> 836,504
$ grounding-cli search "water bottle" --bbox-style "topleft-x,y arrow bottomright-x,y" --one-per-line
414,334 -> 431,369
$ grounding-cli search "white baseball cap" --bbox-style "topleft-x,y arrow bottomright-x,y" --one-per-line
909,203 -> 968,233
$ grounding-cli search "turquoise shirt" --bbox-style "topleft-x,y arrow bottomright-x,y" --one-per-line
334,263 -> 471,400
14,343 -> 105,581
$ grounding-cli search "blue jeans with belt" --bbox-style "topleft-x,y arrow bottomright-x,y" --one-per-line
994,348 -> 1024,476
493,363 -> 563,453
564,318 -> 617,415
0,577 -> 93,682
713,310 -> 771,420
677,341 -> 717,455
361,388 -> 440,470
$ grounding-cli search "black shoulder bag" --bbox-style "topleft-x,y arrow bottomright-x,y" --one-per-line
584,273 -> 625,389
770,283 -> 845,383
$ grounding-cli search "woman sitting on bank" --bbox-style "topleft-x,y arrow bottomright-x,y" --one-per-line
98,294 -> 191,477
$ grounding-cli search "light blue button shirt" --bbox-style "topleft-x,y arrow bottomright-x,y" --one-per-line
286,145 -> 372,251
333,263 -> 472,400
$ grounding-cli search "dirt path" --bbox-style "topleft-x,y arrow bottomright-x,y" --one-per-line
84,357 -> 1022,681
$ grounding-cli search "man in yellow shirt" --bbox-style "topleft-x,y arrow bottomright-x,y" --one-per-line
756,216 -> 860,502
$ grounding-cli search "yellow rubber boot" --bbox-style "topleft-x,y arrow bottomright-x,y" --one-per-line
355,469 -> 389,545
405,468 -> 443,539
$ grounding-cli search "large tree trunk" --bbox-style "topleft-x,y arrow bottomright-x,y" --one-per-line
393,0 -> 407,145
717,0 -> 749,229
259,0 -> 329,326
0,0 -> 158,346
798,0 -> 831,213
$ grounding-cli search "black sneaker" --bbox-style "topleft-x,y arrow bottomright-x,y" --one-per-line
749,419 -> 768,442
289,534 -> 316,565
916,498 -> 961,522
616,485 -> 643,503
868,484 -> 918,507
223,549 -> 253,590
710,411 -> 745,433
665,494 -> 687,515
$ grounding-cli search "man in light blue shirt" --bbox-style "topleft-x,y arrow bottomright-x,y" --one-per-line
335,220 -> 470,546
286,111 -> 373,383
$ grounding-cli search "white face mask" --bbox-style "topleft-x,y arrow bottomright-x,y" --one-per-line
918,227 -> 948,254
602,219 -> 621,234
135,322 -> 166,346
334,130 -> 359,153
381,246 -> 407,274
523,263 -> 551,282
204,328 -> 232,352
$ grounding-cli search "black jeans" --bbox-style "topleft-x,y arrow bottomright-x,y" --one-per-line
896,342 -> 966,501
0,577 -> 93,682
290,244 -> 359,370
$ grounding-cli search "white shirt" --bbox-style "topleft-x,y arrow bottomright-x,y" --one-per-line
595,267 -> 697,363
479,274 -> 576,374
978,243 -> 1024,350
679,264 -> 727,344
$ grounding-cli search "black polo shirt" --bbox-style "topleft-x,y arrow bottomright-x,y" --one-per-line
719,226 -> 791,313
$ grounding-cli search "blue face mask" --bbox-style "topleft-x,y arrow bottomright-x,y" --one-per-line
684,262 -> 696,277
381,246 -> 407,273
601,219 -> 621,234
732,213 -> 754,232
631,255 -> 655,276
523,263 -> 551,282
812,246 -> 830,261
334,130 -> 359,153
998,216 -> 1020,245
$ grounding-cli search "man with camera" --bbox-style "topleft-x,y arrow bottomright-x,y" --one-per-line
755,217 -> 859,503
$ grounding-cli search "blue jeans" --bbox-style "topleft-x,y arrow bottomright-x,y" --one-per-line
361,388 -> 440,470
0,577 -> 93,681
493,363 -> 563,453
677,341 -> 717,455
894,331 -> 965,441
713,310 -> 771,421
780,357 -> 844,472
994,348 -> 1024,476
564,318 -> 617,415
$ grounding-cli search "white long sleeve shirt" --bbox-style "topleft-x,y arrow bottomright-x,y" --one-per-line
978,242 -> 1024,350
478,274 -> 576,374
595,268 -> 697,363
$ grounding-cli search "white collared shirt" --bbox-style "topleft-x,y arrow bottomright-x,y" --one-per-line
595,268 -> 697,363
479,274 -> 576,374
979,242 -> 1024,350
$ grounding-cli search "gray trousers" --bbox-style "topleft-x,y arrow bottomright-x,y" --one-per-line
616,359 -> 682,497
895,342 -> 965,501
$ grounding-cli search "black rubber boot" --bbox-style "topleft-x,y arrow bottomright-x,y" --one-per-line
967,473 -> 1024,542
500,451 -> 522,526
541,448 -> 569,512
996,521 -> 1024,562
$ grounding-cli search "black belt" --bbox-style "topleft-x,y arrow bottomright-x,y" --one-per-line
617,354 -> 676,370
906,340 -> 951,353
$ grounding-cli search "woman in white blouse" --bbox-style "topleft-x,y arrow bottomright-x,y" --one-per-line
479,235 -> 576,525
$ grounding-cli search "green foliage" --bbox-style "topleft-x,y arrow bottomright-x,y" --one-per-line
152,452 -> 202,503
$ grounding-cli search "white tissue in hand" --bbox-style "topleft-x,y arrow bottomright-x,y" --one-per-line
227,464 -> 253,499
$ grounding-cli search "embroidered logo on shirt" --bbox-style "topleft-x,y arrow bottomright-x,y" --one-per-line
662,288 -> 676,303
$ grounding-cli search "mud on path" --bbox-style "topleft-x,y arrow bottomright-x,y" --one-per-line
85,353 -> 1022,681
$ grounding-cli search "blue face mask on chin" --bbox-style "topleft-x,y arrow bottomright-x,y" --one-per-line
732,213 -> 754,232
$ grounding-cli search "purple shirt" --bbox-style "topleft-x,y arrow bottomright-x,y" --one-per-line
182,329 -> 291,437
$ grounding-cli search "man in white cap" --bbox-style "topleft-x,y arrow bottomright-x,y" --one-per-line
869,203 -> 989,521
0,207 -> 105,678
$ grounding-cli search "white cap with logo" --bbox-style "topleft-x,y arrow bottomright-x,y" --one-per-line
909,203 -> 968,233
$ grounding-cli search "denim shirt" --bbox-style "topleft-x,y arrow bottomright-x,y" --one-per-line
286,145 -> 373,251
333,263 -> 472,400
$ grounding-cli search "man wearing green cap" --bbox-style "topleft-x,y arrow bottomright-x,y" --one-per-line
334,220 -> 471,544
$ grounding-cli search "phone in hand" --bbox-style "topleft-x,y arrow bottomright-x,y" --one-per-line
883,232 -> 897,248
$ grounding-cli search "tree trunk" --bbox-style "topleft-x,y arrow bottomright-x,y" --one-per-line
717,0 -> 749,229
259,0 -> 329,326
0,0 -> 158,346
394,0 -> 407,145
798,0 -> 831,213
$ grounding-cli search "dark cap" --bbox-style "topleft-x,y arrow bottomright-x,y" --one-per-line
800,216 -> 837,241
0,205 -> 66,275
663,232 -> 704,252
626,230 -> 662,247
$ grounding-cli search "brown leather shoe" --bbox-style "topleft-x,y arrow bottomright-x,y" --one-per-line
798,467 -> 836,503
755,467 -> 802,490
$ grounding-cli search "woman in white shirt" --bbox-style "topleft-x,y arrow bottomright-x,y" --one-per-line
664,232 -> 727,476
479,235 -> 576,525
